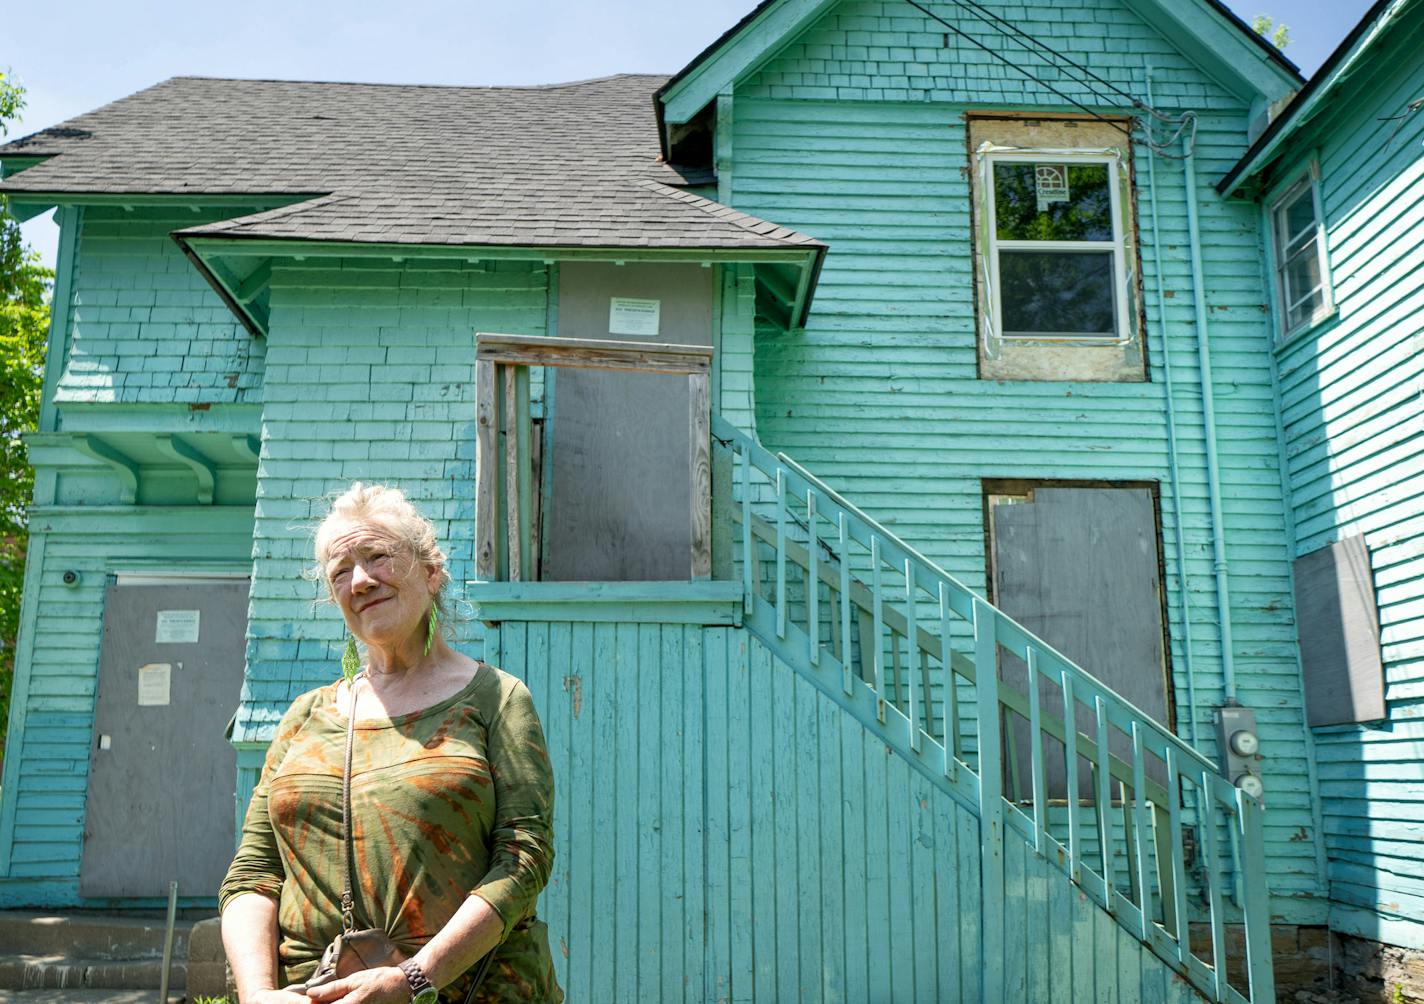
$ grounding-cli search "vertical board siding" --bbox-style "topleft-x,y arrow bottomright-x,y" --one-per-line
494,619 -> 980,1002
493,617 -> 1203,1001
235,259 -> 547,742
730,0 -> 1325,921
1270,22 -> 1424,941
60,207 -> 265,405
0,508 -> 254,905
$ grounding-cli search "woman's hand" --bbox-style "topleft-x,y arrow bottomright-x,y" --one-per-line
302,965 -> 412,1003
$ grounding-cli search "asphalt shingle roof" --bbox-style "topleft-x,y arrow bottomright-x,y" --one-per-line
0,75 -> 822,252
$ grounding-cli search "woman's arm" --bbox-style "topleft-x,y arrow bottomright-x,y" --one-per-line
221,893 -> 308,1004
219,693 -> 319,1004
303,896 -> 503,1004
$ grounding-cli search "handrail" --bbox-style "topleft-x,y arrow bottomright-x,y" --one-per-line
713,416 -> 1275,1004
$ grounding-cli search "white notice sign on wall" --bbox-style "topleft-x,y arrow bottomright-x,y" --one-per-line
137,663 -> 172,706
608,297 -> 661,337
155,609 -> 200,644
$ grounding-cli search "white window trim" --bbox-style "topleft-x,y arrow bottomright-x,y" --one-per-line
982,150 -> 1132,345
1267,161 -> 1335,344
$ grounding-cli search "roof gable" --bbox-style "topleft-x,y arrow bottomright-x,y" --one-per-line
658,0 -> 1301,132
1219,0 -> 1416,196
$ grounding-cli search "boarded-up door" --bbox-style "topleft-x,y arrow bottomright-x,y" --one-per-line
990,487 -> 1170,798
80,580 -> 247,898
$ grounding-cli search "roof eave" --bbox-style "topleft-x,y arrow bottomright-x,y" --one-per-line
1217,0 -> 1407,196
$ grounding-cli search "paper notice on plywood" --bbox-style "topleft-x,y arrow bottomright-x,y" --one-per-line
155,609 -> 200,644
609,297 -> 661,337
137,663 -> 172,706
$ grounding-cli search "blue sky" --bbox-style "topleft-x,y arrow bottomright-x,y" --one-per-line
6,0 -> 1369,267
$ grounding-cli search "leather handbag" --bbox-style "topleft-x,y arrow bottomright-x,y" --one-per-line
286,676 -> 493,1001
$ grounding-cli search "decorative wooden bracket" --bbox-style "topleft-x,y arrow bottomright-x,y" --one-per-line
72,435 -> 139,504
155,434 -> 216,504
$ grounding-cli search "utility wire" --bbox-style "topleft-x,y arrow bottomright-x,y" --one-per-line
901,0 -> 1198,156
901,0 -> 1128,132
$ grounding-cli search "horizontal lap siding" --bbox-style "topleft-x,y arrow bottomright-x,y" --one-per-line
59,207 -> 264,404
0,509 -> 253,905
236,260 -> 547,742
1272,22 -> 1424,938
733,0 -> 1325,919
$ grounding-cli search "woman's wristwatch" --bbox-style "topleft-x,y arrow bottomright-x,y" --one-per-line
398,959 -> 440,1004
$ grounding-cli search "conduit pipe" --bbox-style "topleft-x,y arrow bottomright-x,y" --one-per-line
1143,64 -> 1200,746
1182,140 -> 1239,705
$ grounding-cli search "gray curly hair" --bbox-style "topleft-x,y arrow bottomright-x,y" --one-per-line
312,482 -> 452,623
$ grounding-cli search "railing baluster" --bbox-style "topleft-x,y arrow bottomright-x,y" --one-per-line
775,468 -> 787,638
1061,672 -> 1081,884
839,513 -> 852,695
1237,789 -> 1276,1003
939,583 -> 960,779
741,447 -> 753,614
1200,773 -> 1227,1002
1096,696 -> 1116,912
806,490 -> 819,666
870,536 -> 885,721
1027,648 -> 1047,855
1131,723 -> 1151,940
904,560 -> 920,752
1163,748 -> 1189,955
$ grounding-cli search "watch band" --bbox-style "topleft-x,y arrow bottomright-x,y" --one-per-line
399,958 -> 439,1003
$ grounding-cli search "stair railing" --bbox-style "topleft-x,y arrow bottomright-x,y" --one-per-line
714,416 -> 1274,1004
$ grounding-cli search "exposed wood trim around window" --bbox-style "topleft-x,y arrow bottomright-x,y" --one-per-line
474,332 -> 713,374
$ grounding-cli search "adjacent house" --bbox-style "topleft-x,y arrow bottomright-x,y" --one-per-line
0,0 -> 1418,999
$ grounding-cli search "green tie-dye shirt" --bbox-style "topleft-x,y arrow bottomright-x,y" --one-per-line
220,664 -> 562,1003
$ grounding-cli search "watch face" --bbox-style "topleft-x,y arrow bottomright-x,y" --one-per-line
412,987 -> 439,1004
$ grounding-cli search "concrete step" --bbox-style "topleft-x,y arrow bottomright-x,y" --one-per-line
0,992 -> 183,1003
0,912 -> 194,960
0,955 -> 186,992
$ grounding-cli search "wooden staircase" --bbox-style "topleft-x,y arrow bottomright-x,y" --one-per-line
714,416 -> 1275,1004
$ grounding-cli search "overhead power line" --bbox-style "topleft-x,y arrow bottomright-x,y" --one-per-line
900,0 -> 1198,157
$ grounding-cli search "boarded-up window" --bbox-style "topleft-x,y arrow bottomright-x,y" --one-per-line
1294,534 -> 1385,727
989,485 -> 1170,797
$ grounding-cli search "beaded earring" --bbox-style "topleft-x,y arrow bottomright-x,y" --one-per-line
341,635 -> 361,683
424,605 -> 440,657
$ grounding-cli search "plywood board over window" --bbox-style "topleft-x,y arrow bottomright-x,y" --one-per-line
967,116 -> 1147,383
1294,534 -> 1386,727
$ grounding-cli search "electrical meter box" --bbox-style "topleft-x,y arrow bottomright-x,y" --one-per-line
1213,705 -> 1264,800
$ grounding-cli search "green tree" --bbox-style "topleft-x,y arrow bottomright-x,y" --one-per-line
0,71 -> 52,768
1251,14 -> 1291,50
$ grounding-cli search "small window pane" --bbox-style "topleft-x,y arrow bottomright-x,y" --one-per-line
1284,244 -> 1324,328
994,162 -> 1113,241
1280,186 -> 1317,246
1000,250 -> 1117,337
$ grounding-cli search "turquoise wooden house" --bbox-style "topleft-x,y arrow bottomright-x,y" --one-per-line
0,0 -> 1419,998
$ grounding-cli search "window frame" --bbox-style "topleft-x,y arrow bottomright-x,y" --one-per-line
1266,161 -> 1335,343
984,150 -> 1132,344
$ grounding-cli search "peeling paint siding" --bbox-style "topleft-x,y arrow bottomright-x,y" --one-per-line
0,509 -> 253,905
1271,24 -> 1424,939
233,259 -> 549,742
57,207 -> 264,404
732,0 -> 1325,920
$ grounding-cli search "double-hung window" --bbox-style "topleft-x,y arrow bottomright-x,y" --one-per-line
969,118 -> 1144,382
1269,168 -> 1333,340
987,155 -> 1128,340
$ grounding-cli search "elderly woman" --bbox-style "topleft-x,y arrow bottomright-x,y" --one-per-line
220,483 -> 561,1004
